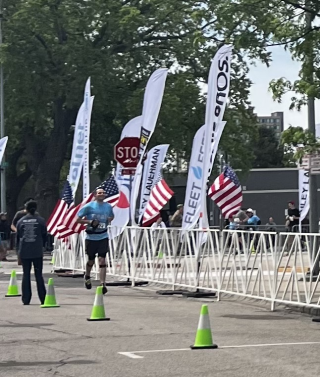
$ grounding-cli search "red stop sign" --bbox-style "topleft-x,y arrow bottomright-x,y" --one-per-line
114,137 -> 140,168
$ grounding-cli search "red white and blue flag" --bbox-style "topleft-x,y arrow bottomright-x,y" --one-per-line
47,180 -> 74,236
142,172 -> 173,226
208,166 -> 242,219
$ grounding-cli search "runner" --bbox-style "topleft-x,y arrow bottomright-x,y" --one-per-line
76,187 -> 114,294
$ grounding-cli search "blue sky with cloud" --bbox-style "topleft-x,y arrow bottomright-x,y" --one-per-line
248,46 -> 320,129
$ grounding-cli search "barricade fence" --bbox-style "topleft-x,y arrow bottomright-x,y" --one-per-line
52,227 -> 320,310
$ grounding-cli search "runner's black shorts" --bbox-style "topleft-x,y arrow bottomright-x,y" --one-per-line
85,238 -> 109,261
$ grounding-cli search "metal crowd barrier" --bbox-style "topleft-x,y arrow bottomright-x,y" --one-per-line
52,227 -> 320,310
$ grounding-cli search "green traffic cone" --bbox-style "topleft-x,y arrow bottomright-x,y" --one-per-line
191,305 -> 218,349
50,255 -> 55,265
87,286 -> 110,321
41,278 -> 60,308
5,270 -> 21,297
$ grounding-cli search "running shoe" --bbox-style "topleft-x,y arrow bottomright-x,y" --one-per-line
84,276 -> 92,290
101,283 -> 108,295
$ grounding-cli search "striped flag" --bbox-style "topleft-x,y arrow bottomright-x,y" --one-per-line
56,176 -> 119,238
47,180 -> 74,236
208,166 -> 242,219
142,172 -> 174,226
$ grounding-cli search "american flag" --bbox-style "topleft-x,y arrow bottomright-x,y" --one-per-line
47,180 -> 74,236
56,175 -> 119,239
142,172 -> 173,226
208,166 -> 242,219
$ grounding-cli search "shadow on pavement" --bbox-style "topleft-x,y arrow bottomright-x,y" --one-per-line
0,359 -> 96,367
221,314 -> 295,320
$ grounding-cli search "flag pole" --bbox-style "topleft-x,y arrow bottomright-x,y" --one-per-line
219,154 -> 225,231
0,0 -> 6,212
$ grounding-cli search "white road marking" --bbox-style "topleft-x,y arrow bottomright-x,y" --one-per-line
118,341 -> 320,359
219,341 -> 320,349
118,352 -> 144,359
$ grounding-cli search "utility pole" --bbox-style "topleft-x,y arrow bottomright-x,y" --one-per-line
306,10 -> 318,234
305,6 -> 319,277
0,0 -> 5,213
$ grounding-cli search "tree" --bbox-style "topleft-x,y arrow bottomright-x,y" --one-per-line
281,125 -> 320,162
219,0 -> 320,109
251,126 -> 284,168
2,0 -> 274,219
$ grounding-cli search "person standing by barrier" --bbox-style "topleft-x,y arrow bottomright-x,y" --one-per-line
151,217 -> 166,256
286,201 -> 299,231
285,201 -> 300,252
76,188 -> 114,295
11,198 -> 36,233
246,208 -> 260,252
265,217 -> 276,250
171,204 -> 183,227
16,201 -> 47,305
170,204 -> 183,256
0,213 -> 11,261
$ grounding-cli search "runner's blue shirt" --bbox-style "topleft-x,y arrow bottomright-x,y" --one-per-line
77,201 -> 114,241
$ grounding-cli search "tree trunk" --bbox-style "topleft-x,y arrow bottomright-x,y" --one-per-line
25,99 -> 77,220
6,149 -> 32,221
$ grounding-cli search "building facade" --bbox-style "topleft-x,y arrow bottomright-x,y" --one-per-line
166,168 -> 320,228
256,111 -> 284,140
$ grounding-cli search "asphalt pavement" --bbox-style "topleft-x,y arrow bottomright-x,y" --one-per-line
1,256 -> 320,377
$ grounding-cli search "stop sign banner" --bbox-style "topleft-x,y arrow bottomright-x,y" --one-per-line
114,137 -> 140,168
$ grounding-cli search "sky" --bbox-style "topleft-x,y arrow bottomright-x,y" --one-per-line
248,46 -> 320,130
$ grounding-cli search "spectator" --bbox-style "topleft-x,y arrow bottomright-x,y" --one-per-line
11,198 -> 36,233
0,237 -> 5,262
246,208 -> 261,230
286,201 -> 299,232
235,208 -> 248,229
151,217 -> 166,229
171,204 -> 183,228
151,217 -> 166,256
265,217 -> 276,249
266,217 -> 277,232
229,217 -> 240,230
0,213 -> 11,261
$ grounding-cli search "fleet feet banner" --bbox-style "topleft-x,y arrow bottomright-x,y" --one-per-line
200,45 -> 232,227
182,122 -> 226,231
138,144 -> 169,222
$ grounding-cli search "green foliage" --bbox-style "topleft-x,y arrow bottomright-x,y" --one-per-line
281,125 -> 320,160
1,0 -> 281,214
252,126 -> 284,168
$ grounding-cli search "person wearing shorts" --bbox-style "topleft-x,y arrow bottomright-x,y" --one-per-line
76,187 -> 114,294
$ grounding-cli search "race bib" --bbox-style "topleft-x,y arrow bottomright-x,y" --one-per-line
98,223 -> 106,229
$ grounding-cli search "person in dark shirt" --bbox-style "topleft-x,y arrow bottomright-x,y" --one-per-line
286,201 -> 300,232
11,198 -> 34,232
0,213 -> 10,260
17,201 -> 47,305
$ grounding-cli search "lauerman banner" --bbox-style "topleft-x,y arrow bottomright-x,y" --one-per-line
110,116 -> 142,240
115,116 -> 142,185
138,144 -> 169,222
131,68 -> 168,225
299,169 -> 309,226
298,125 -> 320,228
